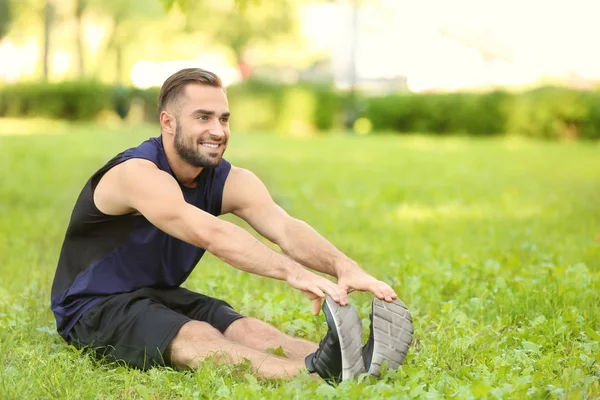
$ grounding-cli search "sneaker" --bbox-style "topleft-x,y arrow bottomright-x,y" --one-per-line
305,296 -> 366,383
362,298 -> 414,377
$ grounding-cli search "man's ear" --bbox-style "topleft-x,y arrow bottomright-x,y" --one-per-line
160,111 -> 175,136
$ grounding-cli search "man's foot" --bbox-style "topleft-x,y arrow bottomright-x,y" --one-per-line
362,298 -> 414,377
305,296 -> 366,383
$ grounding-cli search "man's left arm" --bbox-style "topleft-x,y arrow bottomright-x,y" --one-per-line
222,167 -> 398,301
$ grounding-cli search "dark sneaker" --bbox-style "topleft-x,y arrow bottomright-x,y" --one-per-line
362,298 -> 414,377
305,296 -> 366,383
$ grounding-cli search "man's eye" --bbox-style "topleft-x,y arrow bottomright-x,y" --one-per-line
199,116 -> 208,120
220,118 -> 229,123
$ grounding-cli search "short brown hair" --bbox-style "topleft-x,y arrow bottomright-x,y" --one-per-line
157,68 -> 223,114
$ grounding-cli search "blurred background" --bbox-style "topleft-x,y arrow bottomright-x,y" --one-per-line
0,0 -> 599,139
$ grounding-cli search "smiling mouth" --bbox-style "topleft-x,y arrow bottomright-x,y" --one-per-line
200,143 -> 221,149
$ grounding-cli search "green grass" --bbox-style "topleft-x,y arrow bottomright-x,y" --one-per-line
1,122 -> 599,399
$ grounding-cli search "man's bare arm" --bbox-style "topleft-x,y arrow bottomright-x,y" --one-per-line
222,167 -> 398,301
96,159 -> 347,312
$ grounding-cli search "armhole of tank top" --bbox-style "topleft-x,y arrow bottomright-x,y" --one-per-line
88,154 -> 161,217
216,161 -> 233,216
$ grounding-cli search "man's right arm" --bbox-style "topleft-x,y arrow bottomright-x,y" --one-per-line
95,159 -> 346,311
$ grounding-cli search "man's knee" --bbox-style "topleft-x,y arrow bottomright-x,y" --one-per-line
166,321 -> 233,368
175,321 -> 223,341
224,317 -> 285,342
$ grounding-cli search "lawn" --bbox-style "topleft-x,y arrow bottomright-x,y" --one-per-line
0,121 -> 599,399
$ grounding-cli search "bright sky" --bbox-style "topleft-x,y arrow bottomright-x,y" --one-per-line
302,0 -> 600,91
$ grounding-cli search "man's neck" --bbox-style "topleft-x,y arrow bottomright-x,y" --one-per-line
162,136 -> 203,188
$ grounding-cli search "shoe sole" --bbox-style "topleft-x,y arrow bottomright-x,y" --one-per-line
324,296 -> 366,380
368,298 -> 414,377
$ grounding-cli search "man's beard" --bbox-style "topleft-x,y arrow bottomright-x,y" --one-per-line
173,122 -> 225,168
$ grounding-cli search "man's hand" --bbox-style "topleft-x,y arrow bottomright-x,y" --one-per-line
337,266 -> 398,302
286,267 -> 348,315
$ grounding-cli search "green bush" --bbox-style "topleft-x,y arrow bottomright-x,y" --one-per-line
111,86 -> 133,120
365,91 -> 512,135
583,92 -> 600,139
0,80 -> 598,139
311,84 -> 342,130
453,91 -> 513,135
226,80 -> 342,133
0,81 -> 110,121
226,80 -> 280,132
130,87 -> 160,123
364,87 -> 600,139
507,87 -> 595,139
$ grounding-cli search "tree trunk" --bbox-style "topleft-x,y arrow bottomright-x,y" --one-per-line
75,0 -> 85,79
344,0 -> 359,130
105,18 -> 123,85
43,0 -> 55,81
115,43 -> 123,85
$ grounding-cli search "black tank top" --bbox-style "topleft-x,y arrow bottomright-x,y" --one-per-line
50,136 -> 231,339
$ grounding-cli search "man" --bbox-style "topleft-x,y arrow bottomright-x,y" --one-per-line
51,68 -> 413,382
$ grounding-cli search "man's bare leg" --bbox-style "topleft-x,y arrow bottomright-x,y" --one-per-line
165,321 -> 307,380
223,317 -> 319,361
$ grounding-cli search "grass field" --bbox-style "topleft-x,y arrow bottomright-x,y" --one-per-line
1,121 -> 599,399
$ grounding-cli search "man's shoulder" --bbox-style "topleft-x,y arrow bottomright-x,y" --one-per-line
221,166 -> 266,214
224,165 -> 256,184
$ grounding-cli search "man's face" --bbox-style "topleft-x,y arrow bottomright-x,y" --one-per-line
172,83 -> 230,168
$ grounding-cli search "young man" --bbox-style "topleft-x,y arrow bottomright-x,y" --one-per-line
50,68 -> 413,382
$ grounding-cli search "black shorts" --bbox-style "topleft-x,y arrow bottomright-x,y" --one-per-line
67,287 -> 244,370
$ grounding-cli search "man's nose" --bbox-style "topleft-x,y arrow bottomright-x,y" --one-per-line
207,119 -> 225,138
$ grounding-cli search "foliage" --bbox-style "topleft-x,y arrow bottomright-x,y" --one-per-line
1,81 -> 599,139
179,0 -> 299,68
0,0 -> 11,41
0,81 -> 110,120
365,91 -> 509,135
2,0 -> 44,43
87,0 -> 164,83
0,126 -> 599,398
159,0 -> 260,12
363,88 -> 600,139
508,86 -> 600,140
1,0 -> 306,83
226,80 -> 342,133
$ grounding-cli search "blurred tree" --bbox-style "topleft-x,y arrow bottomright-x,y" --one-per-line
0,0 -> 12,41
160,0 -> 253,12
182,0 -> 298,79
89,0 -> 163,84
74,0 -> 88,78
42,0 -> 56,81
7,0 -> 58,81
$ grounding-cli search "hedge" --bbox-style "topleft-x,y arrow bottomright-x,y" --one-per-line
0,81 -> 110,121
0,81 -> 598,139
506,87 -> 600,139
364,88 -> 600,139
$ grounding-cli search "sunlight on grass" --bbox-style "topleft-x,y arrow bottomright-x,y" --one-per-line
393,135 -> 468,152
392,202 -> 542,222
0,118 -> 73,135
